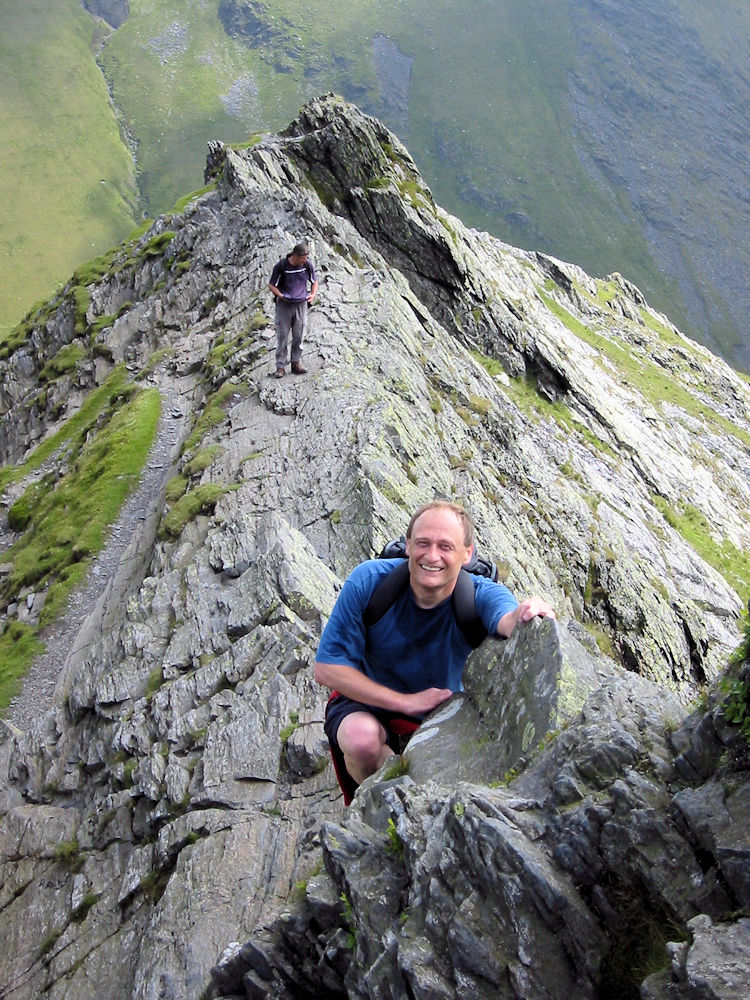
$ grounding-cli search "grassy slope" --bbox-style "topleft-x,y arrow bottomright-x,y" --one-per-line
396,3 -> 659,269
96,0 -> 695,351
0,0 -> 139,333
98,0 -> 304,213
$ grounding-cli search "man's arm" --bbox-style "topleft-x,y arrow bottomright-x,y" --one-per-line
269,281 -> 285,299
314,660 -> 453,717
496,596 -> 555,638
307,278 -> 318,303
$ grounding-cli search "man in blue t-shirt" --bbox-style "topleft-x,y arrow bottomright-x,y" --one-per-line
268,243 -> 318,378
315,501 -> 555,792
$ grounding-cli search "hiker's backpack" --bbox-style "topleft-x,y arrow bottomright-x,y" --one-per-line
363,537 -> 499,649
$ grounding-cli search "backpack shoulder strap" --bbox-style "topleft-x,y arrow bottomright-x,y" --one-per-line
452,568 -> 488,648
363,560 -> 410,628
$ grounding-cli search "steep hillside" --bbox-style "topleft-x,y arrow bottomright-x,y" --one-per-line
0,0 -> 139,333
3,0 -> 749,372
0,97 -> 748,1000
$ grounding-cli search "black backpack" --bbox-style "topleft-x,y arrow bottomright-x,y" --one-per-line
363,538 -> 499,649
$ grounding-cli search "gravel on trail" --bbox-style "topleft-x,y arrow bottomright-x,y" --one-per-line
4,375 -> 192,733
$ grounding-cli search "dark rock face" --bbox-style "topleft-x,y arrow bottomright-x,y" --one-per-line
0,96 -> 748,999
568,0 -> 750,368
218,0 -> 280,47
82,0 -> 130,30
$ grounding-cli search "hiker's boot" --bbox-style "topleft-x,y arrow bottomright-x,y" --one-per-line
291,362 -> 307,374
274,367 -> 285,378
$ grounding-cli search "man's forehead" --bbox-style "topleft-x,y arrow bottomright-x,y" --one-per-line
411,509 -> 464,540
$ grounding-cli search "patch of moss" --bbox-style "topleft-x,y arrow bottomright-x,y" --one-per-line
165,475 -> 188,503
383,756 -> 410,780
385,817 -> 404,861
71,893 -> 100,923
183,446 -> 224,478
250,310 -> 271,331
397,178 -> 433,211
230,134 -> 263,151
470,348 -> 506,378
280,710 -> 300,743
172,182 -> 217,213
91,313 -> 118,336
467,393 -> 492,416
455,404 -> 477,427
40,343 -> 86,382
53,837 -> 81,867
140,867 -> 172,904
39,928 -> 64,958
140,231 -> 176,259
159,483 -> 237,539
182,383 -> 239,456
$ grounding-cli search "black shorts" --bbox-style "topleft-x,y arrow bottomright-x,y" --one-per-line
324,694 -> 421,752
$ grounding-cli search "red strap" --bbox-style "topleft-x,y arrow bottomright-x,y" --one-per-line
326,693 -> 419,805
389,717 -> 420,736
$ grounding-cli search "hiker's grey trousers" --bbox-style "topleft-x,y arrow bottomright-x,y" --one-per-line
275,299 -> 308,367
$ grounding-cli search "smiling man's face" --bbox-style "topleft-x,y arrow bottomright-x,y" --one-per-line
405,507 -> 473,608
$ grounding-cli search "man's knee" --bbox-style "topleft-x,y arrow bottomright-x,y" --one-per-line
338,712 -> 384,755
337,712 -> 390,777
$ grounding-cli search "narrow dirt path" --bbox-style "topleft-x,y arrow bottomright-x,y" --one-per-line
4,371 -> 194,732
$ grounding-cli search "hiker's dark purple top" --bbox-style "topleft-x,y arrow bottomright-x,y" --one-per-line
269,256 -> 316,302
316,558 -> 517,695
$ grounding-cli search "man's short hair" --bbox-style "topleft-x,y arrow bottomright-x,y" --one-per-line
291,242 -> 309,257
406,501 -> 475,548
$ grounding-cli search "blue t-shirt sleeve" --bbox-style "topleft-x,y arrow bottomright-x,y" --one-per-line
474,576 -> 518,635
306,260 -> 317,284
315,561 -> 389,669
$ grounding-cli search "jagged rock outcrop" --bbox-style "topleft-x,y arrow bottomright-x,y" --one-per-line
1,95 -> 749,999
211,623 -> 750,1000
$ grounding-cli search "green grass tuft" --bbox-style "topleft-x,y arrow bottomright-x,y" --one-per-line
2,388 -> 161,601
0,623 -> 45,712
159,483 -> 236,539
652,496 -> 750,605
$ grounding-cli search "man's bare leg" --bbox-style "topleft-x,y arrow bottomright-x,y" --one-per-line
336,711 -> 395,784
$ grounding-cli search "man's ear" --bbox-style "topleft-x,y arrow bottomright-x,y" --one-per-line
462,544 -> 474,567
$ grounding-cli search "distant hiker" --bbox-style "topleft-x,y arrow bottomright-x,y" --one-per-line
268,242 -> 318,377
315,500 -> 555,799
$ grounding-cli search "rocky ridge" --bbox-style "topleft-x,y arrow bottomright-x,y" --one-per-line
0,95 -> 749,999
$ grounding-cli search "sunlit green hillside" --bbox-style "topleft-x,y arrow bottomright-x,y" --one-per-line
0,0 -> 139,332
